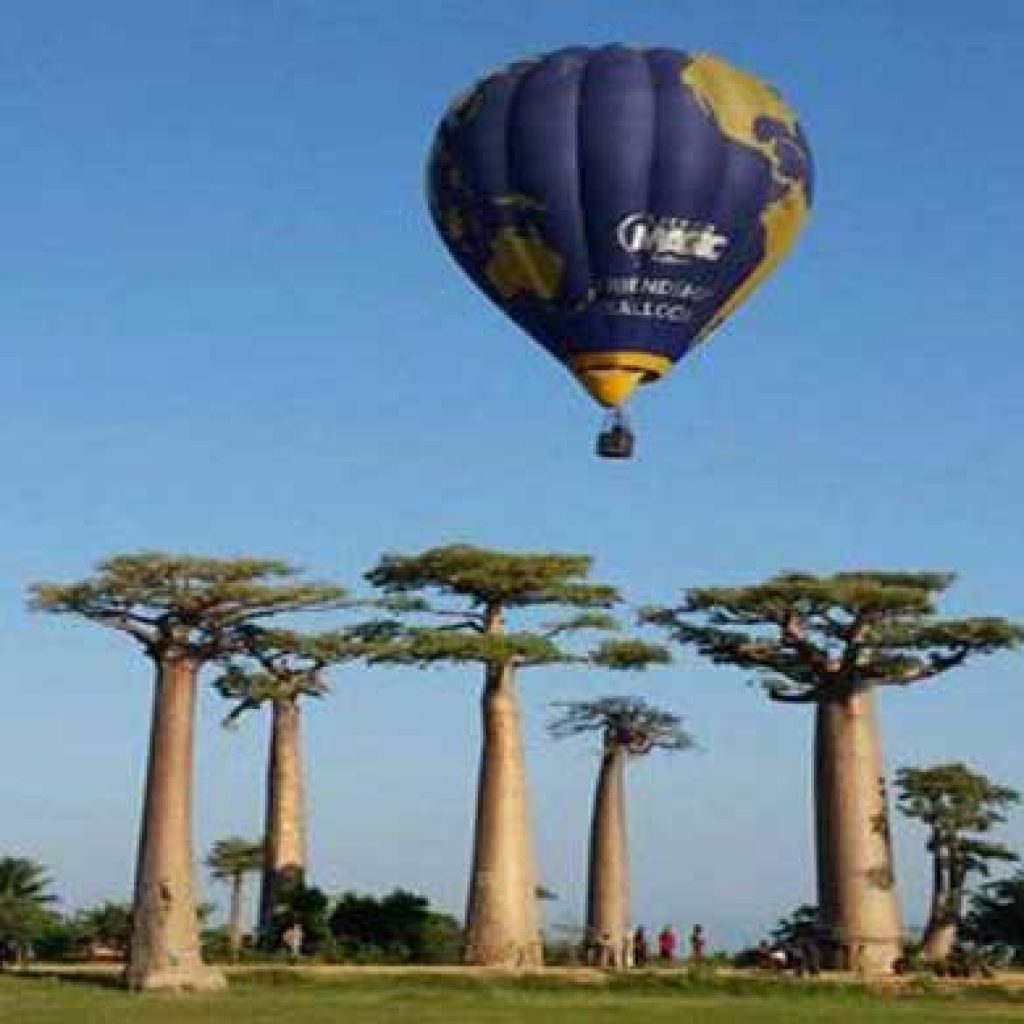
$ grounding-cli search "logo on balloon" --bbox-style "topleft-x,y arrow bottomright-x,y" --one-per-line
616,214 -> 728,263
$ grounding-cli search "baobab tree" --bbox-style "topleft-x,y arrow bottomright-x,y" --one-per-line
365,544 -> 621,967
31,553 -> 345,991
206,837 -> 263,963
549,691 -> 691,963
645,571 -> 1022,973
895,762 -> 1019,962
215,627 -> 379,944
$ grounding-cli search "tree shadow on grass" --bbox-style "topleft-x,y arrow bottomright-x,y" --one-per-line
6,967 -> 125,991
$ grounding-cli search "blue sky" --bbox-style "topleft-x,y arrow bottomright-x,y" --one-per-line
1,0 -> 1022,950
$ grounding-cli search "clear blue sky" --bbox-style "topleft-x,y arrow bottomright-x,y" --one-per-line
2,0 -> 1022,950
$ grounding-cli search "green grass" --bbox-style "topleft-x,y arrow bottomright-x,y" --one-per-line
4,972 -> 1024,1024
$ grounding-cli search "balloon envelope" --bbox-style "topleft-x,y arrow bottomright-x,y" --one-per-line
427,46 -> 814,409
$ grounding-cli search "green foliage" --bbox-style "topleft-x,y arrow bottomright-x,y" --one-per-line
364,545 -> 625,673
30,552 -> 348,658
206,837 -> 264,881
965,870 -> 1024,961
215,625 -> 395,722
769,904 -> 821,945
590,638 -> 671,670
73,901 -> 132,958
365,544 -> 619,610
897,762 -> 1019,949
266,880 -> 332,954
896,763 -> 1019,839
328,889 -> 461,964
549,696 -> 694,756
644,570 -> 1024,702
0,856 -> 58,954
372,628 -> 567,668
31,917 -> 86,962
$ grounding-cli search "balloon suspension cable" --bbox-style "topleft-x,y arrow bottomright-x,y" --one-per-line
596,408 -> 635,460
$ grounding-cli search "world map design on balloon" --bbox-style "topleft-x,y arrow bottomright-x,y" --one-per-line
427,45 -> 813,408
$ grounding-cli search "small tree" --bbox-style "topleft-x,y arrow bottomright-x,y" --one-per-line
965,870 -> 1024,962
365,544 -> 621,967
0,857 -> 57,966
31,553 -> 346,991
770,904 -> 822,947
549,685 -> 691,958
215,627 -> 379,946
645,571 -> 1023,973
206,838 -> 263,962
76,902 -> 132,961
896,763 -> 1019,961
329,889 -> 445,962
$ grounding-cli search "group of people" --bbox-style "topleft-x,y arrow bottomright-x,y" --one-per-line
585,923 -> 707,969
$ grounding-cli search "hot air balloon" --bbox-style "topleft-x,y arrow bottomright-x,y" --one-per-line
426,46 -> 813,458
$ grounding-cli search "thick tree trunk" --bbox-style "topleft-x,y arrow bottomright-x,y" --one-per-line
125,654 -> 226,991
921,907 -> 960,962
258,696 -> 306,943
227,875 -> 244,963
814,687 -> 903,974
463,663 -> 542,967
587,746 -> 629,964
921,852 -> 961,962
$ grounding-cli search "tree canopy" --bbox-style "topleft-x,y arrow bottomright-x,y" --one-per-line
31,553 -> 348,659
364,544 -> 625,671
206,839 -> 264,882
643,571 -> 1023,701
366,544 -> 619,611
896,764 -> 1019,881
549,696 -> 693,756
214,626 -> 384,724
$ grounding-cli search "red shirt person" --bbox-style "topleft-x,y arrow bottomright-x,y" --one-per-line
657,926 -> 677,962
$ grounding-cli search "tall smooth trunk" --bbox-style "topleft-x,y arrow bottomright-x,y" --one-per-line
814,687 -> 903,974
258,696 -> 306,942
463,664 -> 542,967
227,875 -> 244,963
587,747 -> 629,956
126,654 -> 225,991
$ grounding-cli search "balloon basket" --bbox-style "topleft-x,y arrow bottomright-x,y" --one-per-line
596,410 -> 634,459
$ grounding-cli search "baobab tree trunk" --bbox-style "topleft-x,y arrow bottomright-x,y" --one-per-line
126,653 -> 226,991
258,696 -> 307,943
464,664 -> 542,967
921,855 -> 961,961
227,874 -> 244,963
814,687 -> 903,974
587,746 -> 629,965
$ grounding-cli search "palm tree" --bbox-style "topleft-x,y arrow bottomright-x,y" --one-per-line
549,698 -> 693,959
31,553 -> 347,991
0,856 -> 56,965
206,838 -> 263,962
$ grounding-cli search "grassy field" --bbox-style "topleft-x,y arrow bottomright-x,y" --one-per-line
5,970 -> 1024,1024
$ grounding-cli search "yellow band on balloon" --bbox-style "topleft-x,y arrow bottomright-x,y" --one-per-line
567,351 -> 673,408
568,351 -> 672,379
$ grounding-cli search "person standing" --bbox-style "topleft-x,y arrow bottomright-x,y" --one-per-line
657,925 -> 677,963
633,926 -> 649,967
282,921 -> 304,964
690,924 -> 706,964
